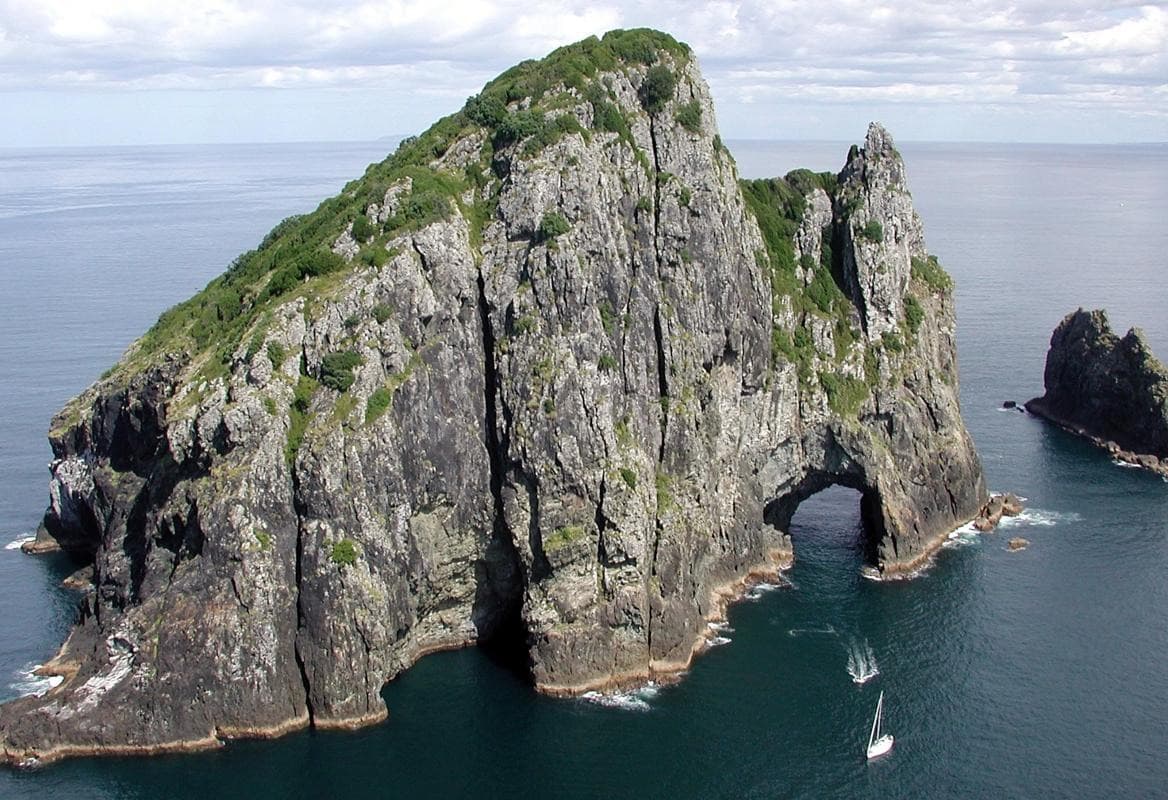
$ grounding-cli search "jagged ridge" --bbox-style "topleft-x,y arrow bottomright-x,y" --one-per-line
4,29 -> 986,765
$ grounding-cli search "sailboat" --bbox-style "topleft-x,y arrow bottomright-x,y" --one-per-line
865,690 -> 894,759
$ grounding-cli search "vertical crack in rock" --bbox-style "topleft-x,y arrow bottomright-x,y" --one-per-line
475,268 -> 528,647
289,455 -> 315,725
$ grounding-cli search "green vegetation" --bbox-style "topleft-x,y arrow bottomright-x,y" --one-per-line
365,386 -> 393,424
635,196 -> 652,213
882,331 -> 904,353
599,300 -> 617,334
678,186 -> 692,208
639,65 -> 677,113
254,529 -> 272,551
903,294 -> 924,334
819,371 -> 869,417
320,351 -> 362,392
350,214 -> 374,242
675,100 -> 701,132
615,417 -> 633,447
262,396 -> 278,416
910,254 -> 953,293
544,524 -> 587,552
740,171 -> 855,380
285,374 -> 319,465
330,538 -> 358,567
860,220 -> 884,243
266,341 -> 286,367
598,353 -> 618,371
536,211 -> 571,242
655,471 -> 674,513
619,467 -> 638,489
107,30 -> 695,391
372,303 -> 393,324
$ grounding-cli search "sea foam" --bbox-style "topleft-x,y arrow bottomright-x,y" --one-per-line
10,665 -> 62,698
4,535 -> 34,551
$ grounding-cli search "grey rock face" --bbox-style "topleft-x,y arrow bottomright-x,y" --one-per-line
1026,308 -> 1168,472
1,34 -> 986,763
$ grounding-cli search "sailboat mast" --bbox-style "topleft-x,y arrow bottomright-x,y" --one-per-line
868,691 -> 882,748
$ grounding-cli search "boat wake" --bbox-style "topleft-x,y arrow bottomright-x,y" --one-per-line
582,682 -> 659,712
4,534 -> 35,551
10,664 -> 62,698
846,638 -> 879,685
787,624 -> 837,638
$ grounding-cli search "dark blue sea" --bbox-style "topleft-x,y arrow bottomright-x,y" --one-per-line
1,138 -> 1166,799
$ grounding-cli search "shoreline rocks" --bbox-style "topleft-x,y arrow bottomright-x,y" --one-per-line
1026,308 -> 1168,477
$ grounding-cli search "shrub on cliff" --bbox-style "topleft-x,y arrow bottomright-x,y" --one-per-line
321,351 -> 362,392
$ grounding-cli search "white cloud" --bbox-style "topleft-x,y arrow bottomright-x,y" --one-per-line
0,0 -> 1164,142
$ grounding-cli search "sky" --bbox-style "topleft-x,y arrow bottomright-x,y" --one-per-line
1,0 -> 1165,147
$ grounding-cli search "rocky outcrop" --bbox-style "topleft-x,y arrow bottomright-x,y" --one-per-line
1026,309 -> 1168,475
0,29 -> 986,764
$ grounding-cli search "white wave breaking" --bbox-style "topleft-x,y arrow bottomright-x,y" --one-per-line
845,638 -> 879,685
744,581 -> 782,601
582,682 -> 659,712
1112,459 -> 1141,469
5,535 -> 35,551
10,665 -> 63,698
998,508 -> 1081,528
707,621 -> 734,634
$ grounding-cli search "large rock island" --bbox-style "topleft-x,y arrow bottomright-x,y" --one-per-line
1,29 -> 987,764
1026,308 -> 1168,475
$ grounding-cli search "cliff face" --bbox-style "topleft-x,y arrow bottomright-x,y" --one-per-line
1026,308 -> 1168,472
1,30 -> 986,763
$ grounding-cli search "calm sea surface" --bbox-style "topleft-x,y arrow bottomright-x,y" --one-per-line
1,138 -> 1166,799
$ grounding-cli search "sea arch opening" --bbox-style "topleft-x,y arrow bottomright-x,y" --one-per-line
764,470 -> 888,574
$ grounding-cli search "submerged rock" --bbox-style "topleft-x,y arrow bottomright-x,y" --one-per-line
1026,309 -> 1168,476
1007,537 -> 1029,552
0,29 -> 987,763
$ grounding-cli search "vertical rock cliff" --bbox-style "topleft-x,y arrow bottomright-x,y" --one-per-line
1,29 -> 986,763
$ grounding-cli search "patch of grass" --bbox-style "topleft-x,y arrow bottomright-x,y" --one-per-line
254,529 -> 272,551
678,186 -> 692,208
372,303 -> 393,324
903,294 -> 924,334
544,524 -> 588,552
860,220 -> 884,243
285,374 -> 319,465
320,351 -> 362,393
598,353 -> 618,371
262,396 -> 278,416
330,538 -> 358,567
911,254 -> 953,293
656,471 -> 674,513
882,332 -> 904,353
266,341 -> 287,367
675,100 -> 701,132
619,467 -> 638,489
819,371 -> 869,417
365,386 -> 393,424
536,211 -> 570,243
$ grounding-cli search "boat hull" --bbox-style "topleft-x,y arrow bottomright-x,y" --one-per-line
866,734 -> 894,760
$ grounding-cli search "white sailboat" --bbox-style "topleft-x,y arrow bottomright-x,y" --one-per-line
865,690 -> 894,760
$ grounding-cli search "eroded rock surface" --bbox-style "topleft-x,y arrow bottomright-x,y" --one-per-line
1,30 -> 986,764
1026,308 -> 1168,475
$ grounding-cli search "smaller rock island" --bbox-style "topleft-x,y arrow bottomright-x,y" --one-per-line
1026,308 -> 1168,475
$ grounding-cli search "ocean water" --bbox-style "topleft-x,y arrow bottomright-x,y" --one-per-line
1,138 -> 1166,799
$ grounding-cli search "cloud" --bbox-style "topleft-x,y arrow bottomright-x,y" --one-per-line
0,0 -> 1164,139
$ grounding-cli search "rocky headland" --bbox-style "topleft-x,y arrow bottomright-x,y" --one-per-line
2,29 -> 991,765
1026,308 -> 1168,476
